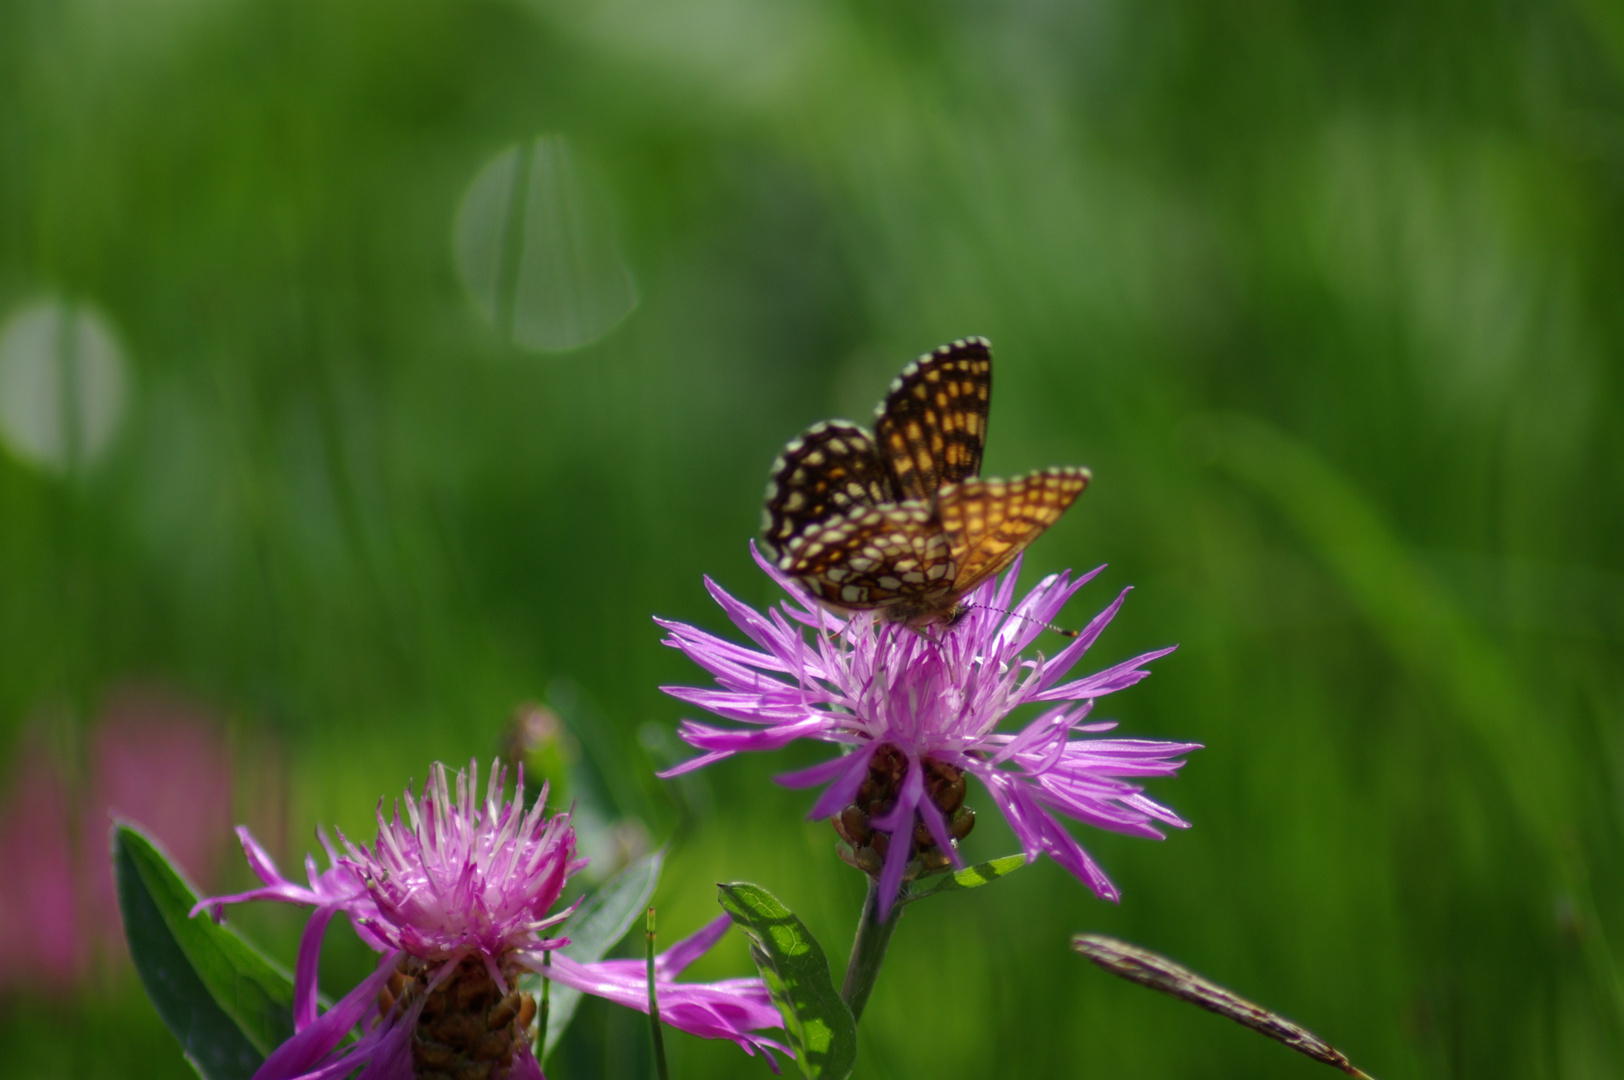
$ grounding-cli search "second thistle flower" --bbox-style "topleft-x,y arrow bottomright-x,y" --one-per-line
196,760 -> 785,1080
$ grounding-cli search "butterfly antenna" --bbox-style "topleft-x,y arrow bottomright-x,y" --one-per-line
967,604 -> 1079,638
821,611 -> 865,647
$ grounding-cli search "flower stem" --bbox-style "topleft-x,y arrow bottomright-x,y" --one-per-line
536,951 -> 552,1058
646,907 -> 670,1080
840,878 -> 904,1024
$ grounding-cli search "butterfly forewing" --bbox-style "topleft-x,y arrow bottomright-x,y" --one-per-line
761,421 -> 895,561
874,338 -> 992,502
937,467 -> 1091,594
781,502 -> 955,610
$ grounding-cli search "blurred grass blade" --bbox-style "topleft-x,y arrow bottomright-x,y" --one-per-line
532,847 -> 666,1058
717,882 -> 856,1080
904,854 -> 1026,902
1073,934 -> 1376,1079
1204,412 -> 1567,840
114,823 -> 295,1080
1204,412 -> 1624,1033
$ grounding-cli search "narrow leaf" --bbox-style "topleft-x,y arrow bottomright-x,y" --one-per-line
717,882 -> 856,1080
115,823 -> 296,1080
1074,935 -> 1377,1079
528,848 -> 666,1057
906,854 -> 1027,902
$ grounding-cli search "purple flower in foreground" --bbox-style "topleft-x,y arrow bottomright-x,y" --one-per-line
660,546 -> 1200,918
197,760 -> 785,1080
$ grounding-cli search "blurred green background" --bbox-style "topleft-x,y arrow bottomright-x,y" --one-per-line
4,1 -> 1624,1077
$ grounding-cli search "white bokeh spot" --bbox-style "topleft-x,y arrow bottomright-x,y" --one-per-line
454,135 -> 638,352
0,298 -> 129,473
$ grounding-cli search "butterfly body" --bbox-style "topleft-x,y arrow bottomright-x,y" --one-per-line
762,338 -> 1090,628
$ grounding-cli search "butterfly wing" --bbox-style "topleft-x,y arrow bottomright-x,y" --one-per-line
874,337 -> 992,503
937,467 -> 1091,594
779,501 -> 956,612
761,421 -> 895,561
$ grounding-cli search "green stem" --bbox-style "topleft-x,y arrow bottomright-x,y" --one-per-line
839,878 -> 904,1024
536,951 -> 551,1058
647,907 -> 670,1080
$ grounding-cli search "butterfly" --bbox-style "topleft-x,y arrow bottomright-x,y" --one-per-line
760,337 -> 1090,628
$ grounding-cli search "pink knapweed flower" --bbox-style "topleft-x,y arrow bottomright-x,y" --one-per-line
86,687 -> 235,962
660,545 -> 1200,918
1,687 -> 235,993
197,760 -> 784,1080
0,741 -> 81,991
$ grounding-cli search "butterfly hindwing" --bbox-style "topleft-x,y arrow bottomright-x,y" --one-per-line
779,501 -> 955,612
762,421 -> 895,561
874,338 -> 992,503
937,467 -> 1091,594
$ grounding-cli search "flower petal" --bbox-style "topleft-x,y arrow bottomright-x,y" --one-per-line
538,951 -> 788,1060
801,746 -> 879,822
253,950 -> 405,1080
655,913 -> 734,977
1031,645 -> 1178,702
293,905 -> 338,1031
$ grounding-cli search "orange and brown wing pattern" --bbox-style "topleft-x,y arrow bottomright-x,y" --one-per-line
874,337 -> 992,503
937,467 -> 1091,594
779,502 -> 956,613
761,421 -> 896,562
762,336 -> 1087,628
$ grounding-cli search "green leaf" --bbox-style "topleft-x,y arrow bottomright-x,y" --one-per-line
528,848 -> 666,1058
115,823 -> 297,1080
904,854 -> 1028,902
716,883 -> 856,1080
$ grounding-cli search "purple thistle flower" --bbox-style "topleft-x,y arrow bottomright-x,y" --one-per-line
196,760 -> 785,1080
659,545 -> 1200,919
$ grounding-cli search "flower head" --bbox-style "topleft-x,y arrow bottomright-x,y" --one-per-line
196,760 -> 785,1080
340,761 -> 580,964
660,545 -> 1200,918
